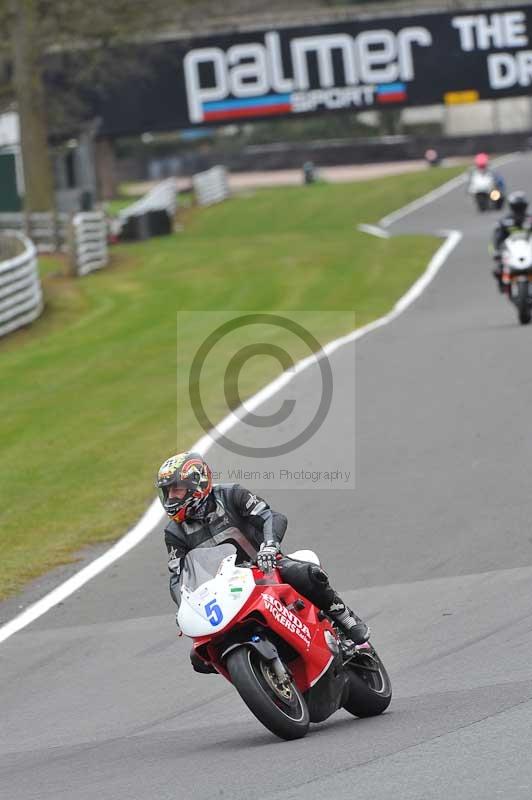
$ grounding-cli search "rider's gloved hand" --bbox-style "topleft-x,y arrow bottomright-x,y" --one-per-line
257,541 -> 280,573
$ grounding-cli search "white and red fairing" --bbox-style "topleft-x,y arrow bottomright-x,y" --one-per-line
177,548 -> 337,691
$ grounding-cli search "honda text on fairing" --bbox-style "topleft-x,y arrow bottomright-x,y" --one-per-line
500,232 -> 532,324
177,544 -> 391,741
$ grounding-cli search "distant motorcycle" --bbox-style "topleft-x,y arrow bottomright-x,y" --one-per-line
469,171 -> 505,212
177,544 -> 391,740
501,233 -> 532,324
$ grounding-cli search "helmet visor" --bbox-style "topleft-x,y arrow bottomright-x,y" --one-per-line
158,480 -> 193,515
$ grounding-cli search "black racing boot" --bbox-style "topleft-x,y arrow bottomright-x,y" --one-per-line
276,558 -> 371,648
327,600 -> 370,647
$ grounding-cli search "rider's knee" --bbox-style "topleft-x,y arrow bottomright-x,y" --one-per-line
278,557 -> 332,606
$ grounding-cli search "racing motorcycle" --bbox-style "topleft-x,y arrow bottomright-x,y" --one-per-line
469,171 -> 504,212
176,544 -> 391,740
501,232 -> 532,325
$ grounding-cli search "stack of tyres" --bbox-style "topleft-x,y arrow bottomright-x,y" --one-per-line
120,213 -> 150,241
120,210 -> 172,241
147,210 -> 172,236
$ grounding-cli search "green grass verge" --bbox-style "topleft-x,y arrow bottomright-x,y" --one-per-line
103,196 -> 139,216
0,165 -> 463,599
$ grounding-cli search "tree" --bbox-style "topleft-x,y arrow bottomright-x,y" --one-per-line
8,1 -> 54,212
1,0 -> 188,213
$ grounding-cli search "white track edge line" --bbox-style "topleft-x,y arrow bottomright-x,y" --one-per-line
357,223 -> 391,239
0,228 -> 462,646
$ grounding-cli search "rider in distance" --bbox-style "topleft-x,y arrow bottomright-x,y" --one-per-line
492,190 -> 532,291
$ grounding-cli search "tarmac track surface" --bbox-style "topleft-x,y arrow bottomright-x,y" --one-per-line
3,155 -> 532,800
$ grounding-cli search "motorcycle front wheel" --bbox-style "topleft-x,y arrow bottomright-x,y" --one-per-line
475,193 -> 489,212
516,281 -> 531,325
343,646 -> 392,718
227,645 -> 309,740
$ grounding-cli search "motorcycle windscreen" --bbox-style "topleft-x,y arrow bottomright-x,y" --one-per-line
506,232 -> 530,242
181,543 -> 237,592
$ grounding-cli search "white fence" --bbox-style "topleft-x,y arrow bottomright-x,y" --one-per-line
0,233 -> 42,338
0,212 -> 68,252
71,211 -> 109,276
193,166 -> 230,206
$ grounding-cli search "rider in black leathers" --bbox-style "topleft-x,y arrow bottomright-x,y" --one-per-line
492,191 -> 532,290
156,452 -> 370,673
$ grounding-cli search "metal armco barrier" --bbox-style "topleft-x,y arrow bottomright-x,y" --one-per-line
193,166 -> 230,206
0,233 -> 42,338
71,211 -> 109,276
0,212 -> 68,253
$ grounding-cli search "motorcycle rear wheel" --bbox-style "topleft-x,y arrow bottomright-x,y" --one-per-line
343,646 -> 392,718
227,645 -> 310,740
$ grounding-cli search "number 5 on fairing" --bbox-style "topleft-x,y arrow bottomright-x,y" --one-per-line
205,599 -> 223,626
